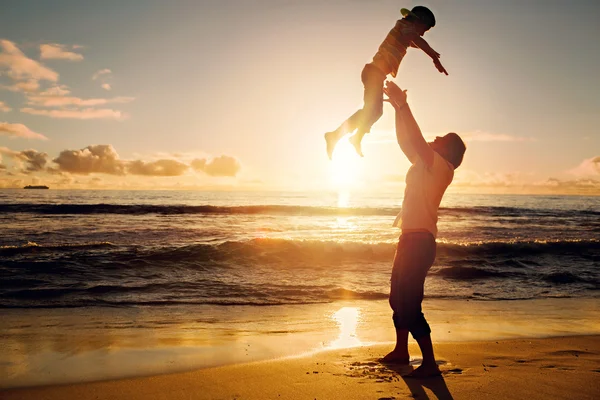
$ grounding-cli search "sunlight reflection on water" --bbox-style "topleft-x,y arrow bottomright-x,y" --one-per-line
329,307 -> 362,349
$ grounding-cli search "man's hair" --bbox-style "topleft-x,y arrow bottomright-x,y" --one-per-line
405,6 -> 436,28
444,132 -> 466,169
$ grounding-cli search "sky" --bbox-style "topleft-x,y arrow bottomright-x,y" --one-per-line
0,0 -> 599,194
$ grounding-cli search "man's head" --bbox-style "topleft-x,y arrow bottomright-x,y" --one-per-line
401,6 -> 436,35
430,133 -> 466,169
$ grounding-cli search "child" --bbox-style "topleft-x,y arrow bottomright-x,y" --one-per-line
325,6 -> 448,159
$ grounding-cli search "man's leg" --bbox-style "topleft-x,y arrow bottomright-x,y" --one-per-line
387,233 -> 439,375
405,235 -> 439,378
382,328 -> 409,363
409,335 -> 440,378
384,237 -> 411,364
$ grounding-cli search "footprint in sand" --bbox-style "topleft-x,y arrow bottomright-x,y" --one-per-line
444,368 -> 463,375
548,350 -> 596,357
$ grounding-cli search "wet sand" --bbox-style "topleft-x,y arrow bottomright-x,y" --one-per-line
2,335 -> 599,400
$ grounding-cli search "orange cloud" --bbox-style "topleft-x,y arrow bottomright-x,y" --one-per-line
26,95 -> 134,107
0,148 -> 49,172
92,69 -> 111,80
20,107 -> 126,120
3,79 -> 41,93
40,43 -> 84,61
128,159 -> 189,176
0,122 -> 47,140
453,131 -> 536,143
0,101 -> 11,112
567,156 -> 600,178
191,155 -> 241,177
0,39 -> 58,82
53,145 -> 126,175
38,85 -> 71,96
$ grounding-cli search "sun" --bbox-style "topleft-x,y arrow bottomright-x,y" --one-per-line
329,139 -> 363,190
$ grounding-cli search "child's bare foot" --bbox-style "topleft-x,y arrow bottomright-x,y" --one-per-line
348,133 -> 364,157
405,362 -> 441,379
381,349 -> 410,364
324,131 -> 340,160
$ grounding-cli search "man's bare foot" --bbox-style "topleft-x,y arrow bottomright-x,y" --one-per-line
404,363 -> 441,379
325,131 -> 340,160
348,133 -> 364,157
381,350 -> 410,364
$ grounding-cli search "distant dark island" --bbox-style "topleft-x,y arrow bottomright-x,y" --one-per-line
24,185 -> 49,189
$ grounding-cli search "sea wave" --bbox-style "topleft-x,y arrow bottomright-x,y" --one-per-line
2,203 -> 599,218
2,238 -> 597,308
2,238 -> 598,263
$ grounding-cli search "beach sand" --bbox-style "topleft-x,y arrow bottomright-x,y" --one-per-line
2,335 -> 599,400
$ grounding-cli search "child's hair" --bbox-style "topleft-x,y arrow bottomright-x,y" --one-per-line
404,6 -> 436,28
444,133 -> 466,169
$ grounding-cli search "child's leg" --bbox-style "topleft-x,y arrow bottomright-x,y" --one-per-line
349,65 -> 385,157
325,109 -> 363,159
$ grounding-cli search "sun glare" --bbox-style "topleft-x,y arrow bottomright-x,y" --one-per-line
329,140 -> 362,190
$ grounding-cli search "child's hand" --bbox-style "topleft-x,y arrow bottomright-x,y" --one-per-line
433,58 -> 448,75
383,81 -> 408,108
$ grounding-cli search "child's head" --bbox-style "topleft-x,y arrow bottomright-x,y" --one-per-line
430,133 -> 466,169
401,6 -> 436,33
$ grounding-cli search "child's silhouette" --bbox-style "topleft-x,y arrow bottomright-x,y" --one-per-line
325,6 -> 447,159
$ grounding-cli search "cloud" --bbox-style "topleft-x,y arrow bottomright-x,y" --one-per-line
14,149 -> 48,172
0,146 -> 46,173
0,101 -> 11,112
567,156 -> 600,178
38,85 -> 71,96
0,122 -> 47,140
26,95 -> 134,107
20,107 -> 126,120
53,145 -> 126,175
40,43 -> 84,61
367,130 -> 536,145
537,177 -> 600,195
0,39 -> 58,82
452,170 -> 528,188
3,79 -> 40,93
191,155 -> 241,177
22,84 -> 133,120
93,69 -> 113,91
128,159 -> 189,176
92,69 -> 112,80
459,131 -> 536,142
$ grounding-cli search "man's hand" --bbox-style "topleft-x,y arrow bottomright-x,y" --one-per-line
433,58 -> 448,75
383,81 -> 408,109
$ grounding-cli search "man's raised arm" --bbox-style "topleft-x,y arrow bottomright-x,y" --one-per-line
384,81 -> 434,167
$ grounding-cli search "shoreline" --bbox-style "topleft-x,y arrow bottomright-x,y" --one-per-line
2,335 -> 599,400
2,297 -> 600,390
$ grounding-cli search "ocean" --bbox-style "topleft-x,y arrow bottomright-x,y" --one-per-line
1,190 -> 598,307
1,189 -> 599,387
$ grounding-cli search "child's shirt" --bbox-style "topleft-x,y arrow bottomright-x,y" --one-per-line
372,19 -> 418,78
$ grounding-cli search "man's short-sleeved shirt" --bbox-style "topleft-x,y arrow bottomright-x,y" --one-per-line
393,152 -> 454,238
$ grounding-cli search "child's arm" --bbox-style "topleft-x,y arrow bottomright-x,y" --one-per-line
411,37 -> 448,75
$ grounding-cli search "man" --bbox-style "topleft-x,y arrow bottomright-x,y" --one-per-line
382,81 -> 466,378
